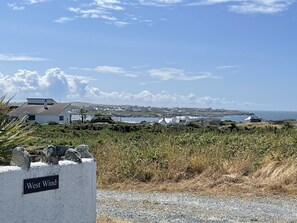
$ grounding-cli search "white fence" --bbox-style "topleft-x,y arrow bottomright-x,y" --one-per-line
0,159 -> 96,223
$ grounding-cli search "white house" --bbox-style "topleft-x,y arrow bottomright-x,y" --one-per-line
11,98 -> 71,124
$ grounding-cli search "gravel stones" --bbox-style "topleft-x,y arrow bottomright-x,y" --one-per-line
97,190 -> 297,223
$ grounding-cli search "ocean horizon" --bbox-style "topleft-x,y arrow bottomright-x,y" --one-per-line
111,111 -> 297,123
222,111 -> 297,122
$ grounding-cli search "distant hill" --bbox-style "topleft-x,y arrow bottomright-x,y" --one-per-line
9,100 -> 252,118
68,102 -> 253,117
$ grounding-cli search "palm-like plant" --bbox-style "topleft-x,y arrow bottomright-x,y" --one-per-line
0,96 -> 32,165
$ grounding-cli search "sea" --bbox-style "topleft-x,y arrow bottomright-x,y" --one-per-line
222,111 -> 297,122
115,111 -> 297,123
71,111 -> 297,124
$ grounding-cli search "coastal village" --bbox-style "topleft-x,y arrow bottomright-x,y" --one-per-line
9,97 -> 258,125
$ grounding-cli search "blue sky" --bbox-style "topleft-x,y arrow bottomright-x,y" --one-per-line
0,0 -> 296,111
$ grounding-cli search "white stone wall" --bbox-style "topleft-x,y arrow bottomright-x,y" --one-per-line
0,159 -> 96,223
34,114 -> 59,124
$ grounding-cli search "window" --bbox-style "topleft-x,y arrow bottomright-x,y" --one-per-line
28,115 -> 35,121
59,116 -> 64,121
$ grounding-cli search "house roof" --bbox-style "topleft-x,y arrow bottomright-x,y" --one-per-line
27,98 -> 57,105
10,103 -> 71,117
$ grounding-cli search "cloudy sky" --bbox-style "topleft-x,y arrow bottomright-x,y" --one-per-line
0,0 -> 296,110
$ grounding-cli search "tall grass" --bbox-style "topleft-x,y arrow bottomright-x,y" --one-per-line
27,122 -> 297,188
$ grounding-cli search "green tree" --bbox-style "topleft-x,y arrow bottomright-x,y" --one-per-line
91,113 -> 115,124
0,96 -> 32,165
79,108 -> 88,123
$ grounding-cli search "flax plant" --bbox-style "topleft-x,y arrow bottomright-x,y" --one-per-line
0,96 -> 32,165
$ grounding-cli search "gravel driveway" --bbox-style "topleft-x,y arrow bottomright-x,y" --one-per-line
97,190 -> 297,223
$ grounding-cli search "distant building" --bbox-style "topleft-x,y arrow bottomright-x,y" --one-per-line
174,116 -> 191,124
158,116 -> 194,126
245,116 -> 262,123
10,98 -> 71,124
158,117 -> 173,126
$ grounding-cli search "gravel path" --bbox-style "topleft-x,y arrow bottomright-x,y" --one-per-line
97,190 -> 297,223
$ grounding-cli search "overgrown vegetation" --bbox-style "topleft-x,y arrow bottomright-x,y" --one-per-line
26,120 -> 297,193
91,113 -> 115,124
0,96 -> 32,165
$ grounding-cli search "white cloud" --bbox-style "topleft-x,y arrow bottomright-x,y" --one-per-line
114,21 -> 129,27
7,3 -> 25,10
7,0 -> 48,10
148,68 -> 221,81
25,0 -> 48,5
50,0 -> 294,28
139,0 -> 183,6
93,0 -> 124,10
138,0 -> 294,14
71,66 -> 138,78
0,67 -> 247,108
6,70 -> 40,92
64,0 -> 130,26
71,65 -> 222,80
53,17 -> 76,24
216,65 -> 238,70
68,7 -> 105,17
94,66 -> 125,73
187,0 -> 240,6
0,54 -> 48,61
187,0 -> 294,14
0,68 -> 87,100
7,0 -> 295,21
229,0 -> 293,14
86,87 -> 233,107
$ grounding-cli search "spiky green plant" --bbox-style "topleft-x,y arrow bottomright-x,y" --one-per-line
0,96 -> 32,165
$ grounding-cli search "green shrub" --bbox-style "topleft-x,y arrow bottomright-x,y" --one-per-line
0,96 -> 33,165
48,121 -> 58,125
91,113 -> 115,124
26,118 -> 297,185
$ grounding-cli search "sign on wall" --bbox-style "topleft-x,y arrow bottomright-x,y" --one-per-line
24,175 -> 59,194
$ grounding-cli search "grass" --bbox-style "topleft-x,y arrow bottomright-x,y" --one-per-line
26,121 -> 297,195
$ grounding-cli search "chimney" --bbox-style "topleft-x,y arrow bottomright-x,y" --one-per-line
44,99 -> 48,110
